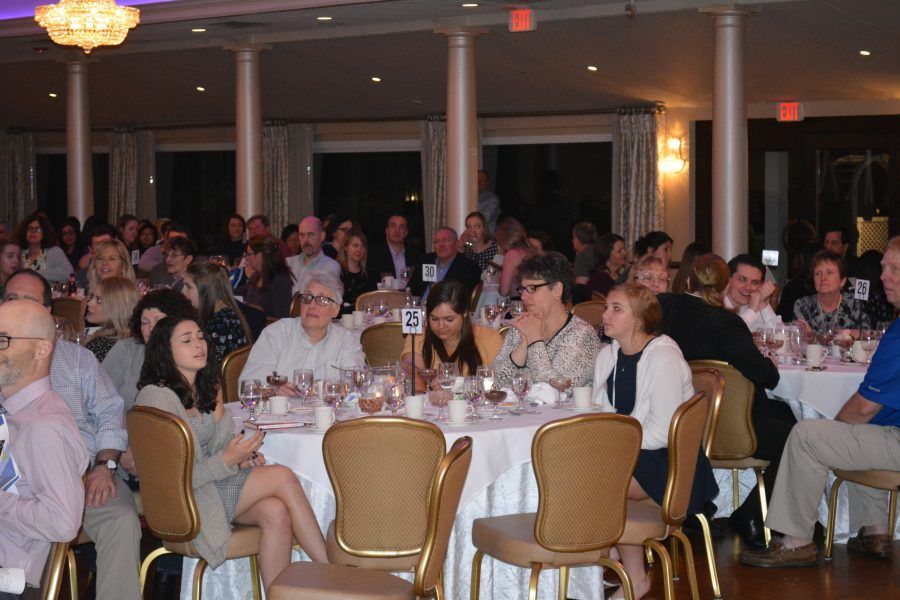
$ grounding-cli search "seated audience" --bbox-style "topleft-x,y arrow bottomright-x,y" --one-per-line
85,276 -> 141,362
411,227 -> 481,300
247,214 -> 291,260
776,239 -> 818,322
588,233 -> 627,297
75,223 -> 117,288
135,315 -> 327,591
403,280 -> 503,391
794,250 -> 870,335
280,224 -> 300,258
138,220 -> 177,273
136,220 -> 158,259
209,214 -> 246,267
493,252 -> 602,388
671,241 -> 710,294
526,230 -> 554,255
658,254 -> 788,548
724,253 -> 778,331
630,255 -> 670,295
460,211 -> 499,272
633,230 -> 674,268
324,215 -> 359,262
0,300 -> 89,593
0,237 -> 20,297
743,236 -> 900,567
116,214 -> 139,253
241,271 -> 364,387
368,214 -> 422,280
287,217 -> 342,295
87,239 -> 136,293
183,262 -> 252,365
238,236 -> 294,320
571,221 -> 599,285
493,218 -> 532,298
156,235 -> 196,291
103,288 -> 196,411
593,284 -> 717,599
16,212 -> 73,284
59,216 -> 85,270
339,229 -> 379,315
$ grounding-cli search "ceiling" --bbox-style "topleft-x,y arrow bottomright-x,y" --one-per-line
0,0 -> 898,130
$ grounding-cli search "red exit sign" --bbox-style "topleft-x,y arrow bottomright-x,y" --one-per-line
509,8 -> 536,32
777,101 -> 804,122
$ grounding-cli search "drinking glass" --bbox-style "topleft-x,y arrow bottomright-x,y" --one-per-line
758,328 -> 773,356
483,389 -> 507,420
385,383 -> 405,415
497,295 -> 510,318
835,334 -> 854,361
364,305 -> 375,325
509,300 -> 525,318
463,376 -> 481,415
293,369 -> 314,405
377,300 -> 388,317
358,394 -> 385,416
511,373 -> 531,414
860,329 -> 878,363
817,324 -> 836,349
876,322 -> 891,338
483,304 -> 499,324
323,380 -> 343,414
239,379 -> 262,422
438,362 -> 458,393
53,317 -> 68,340
429,389 -> 450,421
418,368 -> 437,393
548,376 -> 572,408
400,266 -> 414,287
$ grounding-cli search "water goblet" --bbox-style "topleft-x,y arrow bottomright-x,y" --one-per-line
483,304 -> 499,324
497,295 -> 510,317
429,389 -> 450,421
860,329 -> 878,363
511,373 -> 531,414
510,300 -> 525,318
323,380 -> 343,414
293,369 -> 314,405
364,305 -> 375,325
483,389 -> 507,421
239,379 -> 262,422
463,376 -> 481,416
548,376 -> 572,408
385,383 -> 405,415
438,362 -> 458,393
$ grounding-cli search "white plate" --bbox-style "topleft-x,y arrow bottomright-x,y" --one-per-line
439,418 -> 476,427
564,406 -> 598,412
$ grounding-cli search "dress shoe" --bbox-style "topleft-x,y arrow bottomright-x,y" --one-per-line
847,529 -> 893,559
729,513 -> 766,549
741,539 -> 817,568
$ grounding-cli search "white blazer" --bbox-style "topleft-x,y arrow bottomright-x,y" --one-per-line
591,335 -> 695,450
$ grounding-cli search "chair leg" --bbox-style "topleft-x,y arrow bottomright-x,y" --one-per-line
825,477 -> 844,560
888,490 -> 897,540
644,545 -> 655,566
644,540 -> 675,600
435,571 -> 445,600
248,554 -> 262,600
696,514 -> 722,599
192,558 -> 208,600
470,550 -> 484,600
672,529 -> 700,600
754,468 -> 772,546
66,549 -> 78,600
732,469 -> 740,512
138,547 -> 171,597
528,563 -> 542,600
557,565 -> 569,600
669,536 -> 681,581
598,556 -> 635,600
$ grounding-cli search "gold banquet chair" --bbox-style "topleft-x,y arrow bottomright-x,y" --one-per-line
617,392 -> 710,600
268,433 -> 473,599
360,321 -> 406,366
824,469 -> 900,559
690,359 -> 773,547
41,542 -> 69,600
127,406 -> 263,600
471,414 -> 642,600
572,298 -> 606,332
221,345 -> 251,404
289,293 -> 304,318
356,290 -> 408,311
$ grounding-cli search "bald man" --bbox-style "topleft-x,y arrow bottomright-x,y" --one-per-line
286,216 -> 341,295
0,301 -> 89,594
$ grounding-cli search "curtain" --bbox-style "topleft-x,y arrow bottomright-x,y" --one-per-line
263,122 -> 289,232
420,116 -> 446,249
614,110 -> 663,247
2,131 -> 37,226
287,123 -> 314,225
109,130 -> 138,222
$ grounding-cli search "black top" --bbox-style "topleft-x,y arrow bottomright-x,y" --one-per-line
209,239 -> 246,267
368,242 -> 423,280
341,267 -> 380,314
606,348 -> 643,416
410,252 -> 482,297
239,270 -> 293,320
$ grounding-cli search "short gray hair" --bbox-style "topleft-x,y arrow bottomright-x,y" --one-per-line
299,270 -> 343,306
435,226 -> 458,241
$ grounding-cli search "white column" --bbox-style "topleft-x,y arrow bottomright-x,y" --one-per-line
66,59 -> 93,222
440,28 -> 484,234
231,44 -> 270,219
701,6 -> 756,260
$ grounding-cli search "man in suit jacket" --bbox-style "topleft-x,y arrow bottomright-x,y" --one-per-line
658,292 -> 793,548
368,214 -> 422,280
410,227 -> 481,299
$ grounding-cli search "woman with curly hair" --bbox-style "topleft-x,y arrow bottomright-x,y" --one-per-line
16,212 -> 73,283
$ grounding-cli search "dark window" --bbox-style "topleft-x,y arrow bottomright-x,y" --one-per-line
35,153 -> 109,227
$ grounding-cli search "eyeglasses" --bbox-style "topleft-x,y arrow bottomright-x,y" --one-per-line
635,274 -> 670,285
163,252 -> 185,259
515,282 -> 552,296
298,294 -> 336,306
27,226 -> 42,233
0,335 -> 46,350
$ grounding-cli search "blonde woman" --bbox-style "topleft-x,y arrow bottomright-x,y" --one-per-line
87,239 -> 135,293
84,276 -> 141,361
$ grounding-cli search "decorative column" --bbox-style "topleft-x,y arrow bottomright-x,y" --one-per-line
231,44 -> 271,219
701,5 -> 757,259
439,28 -> 485,235
66,58 -> 93,222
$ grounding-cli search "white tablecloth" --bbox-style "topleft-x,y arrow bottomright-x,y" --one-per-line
180,402 -> 608,600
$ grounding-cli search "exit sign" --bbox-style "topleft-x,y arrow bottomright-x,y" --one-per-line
509,8 -> 536,32
777,101 -> 804,122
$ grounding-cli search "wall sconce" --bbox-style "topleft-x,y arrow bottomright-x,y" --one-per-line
659,136 -> 686,174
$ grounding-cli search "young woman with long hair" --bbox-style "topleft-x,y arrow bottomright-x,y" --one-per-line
84,276 -> 141,362
238,235 -> 294,319
338,229 -> 379,315
183,261 -> 252,365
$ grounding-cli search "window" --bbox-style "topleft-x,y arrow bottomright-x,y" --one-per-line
35,153 -> 109,228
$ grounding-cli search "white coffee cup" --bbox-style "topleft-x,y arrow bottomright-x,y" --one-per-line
851,340 -> 867,363
314,406 -> 334,430
447,399 -> 473,423
353,310 -> 364,327
391,308 -> 401,321
573,386 -> 592,409
805,343 -> 825,367
383,275 -> 395,287
269,396 -> 291,416
405,395 -> 426,419
341,314 -> 354,328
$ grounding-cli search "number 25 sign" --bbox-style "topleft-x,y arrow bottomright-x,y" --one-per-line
401,308 -> 423,334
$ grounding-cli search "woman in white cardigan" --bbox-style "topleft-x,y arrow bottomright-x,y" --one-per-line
592,284 -> 717,600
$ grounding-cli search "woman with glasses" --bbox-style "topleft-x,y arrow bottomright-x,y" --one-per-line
84,276 -> 141,362
183,262 -> 253,366
402,280 -> 502,392
87,239 -> 135,293
239,271 -> 365,390
630,255 -> 670,295
493,252 -> 603,388
59,216 -> 85,270
135,314 -> 327,592
163,236 -> 197,291
238,235 -> 294,320
15,212 -> 73,284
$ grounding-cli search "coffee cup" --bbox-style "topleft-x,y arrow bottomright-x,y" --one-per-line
805,343 -> 824,367
341,314 -> 354,328
573,386 -> 592,408
447,399 -> 473,423
851,340 -> 867,363
405,394 -> 426,419
383,275 -> 395,288
391,308 -> 401,321
269,396 -> 291,416
353,310 -> 364,327
314,406 -> 335,430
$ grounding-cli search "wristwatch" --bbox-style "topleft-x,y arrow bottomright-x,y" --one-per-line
104,459 -> 118,472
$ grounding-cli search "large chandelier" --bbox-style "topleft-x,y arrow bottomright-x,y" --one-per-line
35,0 -> 140,55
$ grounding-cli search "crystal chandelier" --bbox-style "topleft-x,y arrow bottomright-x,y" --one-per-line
35,0 -> 140,55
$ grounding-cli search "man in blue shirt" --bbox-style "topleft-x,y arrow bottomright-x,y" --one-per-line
743,236 -> 900,567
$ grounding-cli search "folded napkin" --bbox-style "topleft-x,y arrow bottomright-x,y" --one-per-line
499,381 -> 557,406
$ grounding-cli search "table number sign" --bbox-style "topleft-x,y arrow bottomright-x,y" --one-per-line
854,279 -> 870,301
421,264 -> 437,282
401,308 -> 424,335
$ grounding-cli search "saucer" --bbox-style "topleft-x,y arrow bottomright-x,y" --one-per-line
439,417 -> 476,427
564,406 -> 597,412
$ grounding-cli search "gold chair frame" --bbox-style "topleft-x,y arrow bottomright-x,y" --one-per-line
220,345 -> 251,404
355,290 -> 408,311
289,293 -> 304,318
571,299 -> 606,332
41,541 -> 69,600
824,469 -> 900,559
359,321 -> 405,367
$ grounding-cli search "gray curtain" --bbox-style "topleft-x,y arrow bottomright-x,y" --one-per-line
109,131 -> 138,222
614,110 -> 663,247
263,122 -> 289,232
2,131 -> 37,226
420,116 -> 446,249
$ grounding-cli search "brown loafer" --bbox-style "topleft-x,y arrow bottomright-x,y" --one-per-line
848,531 -> 893,559
741,539 -> 818,568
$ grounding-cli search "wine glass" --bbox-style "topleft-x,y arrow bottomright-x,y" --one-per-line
876,321 -> 891,338
429,389 -> 450,421
497,295 -> 510,318
364,305 -> 375,325
835,333 -> 854,361
483,389 -> 507,420
463,376 -> 481,416
475,366 -> 494,400
385,383 -> 405,415
765,335 -> 784,357
548,376 -> 572,408
511,373 -> 531,414
438,362 -> 458,393
239,379 -> 262,422
758,328 -> 774,356
400,266 -> 414,288
418,368 -> 437,393
53,317 -> 69,340
323,380 -> 343,414
358,394 -> 385,416
377,300 -> 388,317
483,304 -> 499,324
817,324 -> 836,350
510,300 -> 525,318
293,369 -> 313,405
860,329 -> 878,363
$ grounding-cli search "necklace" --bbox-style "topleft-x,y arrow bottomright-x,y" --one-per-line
817,295 -> 842,326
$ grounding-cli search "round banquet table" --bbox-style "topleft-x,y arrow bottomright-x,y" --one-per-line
711,357 -> 900,543
180,401 -> 609,600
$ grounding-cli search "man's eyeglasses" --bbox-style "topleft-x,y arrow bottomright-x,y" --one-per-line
515,282 -> 552,296
0,335 -> 46,350
298,294 -> 336,306
163,252 -> 185,259
635,274 -> 670,285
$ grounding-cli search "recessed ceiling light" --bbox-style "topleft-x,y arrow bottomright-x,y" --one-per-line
316,16 -> 332,21
462,3 -> 479,7
191,28 -> 206,33
196,86 -> 206,92
587,65 -> 598,72
859,49 -> 871,56
48,92 -> 57,98
371,76 -> 382,83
